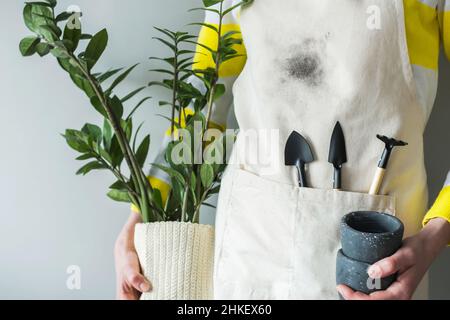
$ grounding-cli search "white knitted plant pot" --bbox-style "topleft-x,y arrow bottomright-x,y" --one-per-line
134,222 -> 215,300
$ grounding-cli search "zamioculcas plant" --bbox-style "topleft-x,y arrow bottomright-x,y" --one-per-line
19,0 -> 249,225
20,0 -> 250,300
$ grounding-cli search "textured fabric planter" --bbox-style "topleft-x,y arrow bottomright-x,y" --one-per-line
134,222 -> 214,300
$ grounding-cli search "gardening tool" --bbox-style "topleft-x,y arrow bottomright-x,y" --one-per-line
285,131 -> 315,188
369,135 -> 408,195
328,121 -> 347,190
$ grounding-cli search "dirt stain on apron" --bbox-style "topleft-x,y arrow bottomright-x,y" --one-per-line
284,38 -> 326,87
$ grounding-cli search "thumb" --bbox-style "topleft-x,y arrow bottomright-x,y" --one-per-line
367,247 -> 414,279
125,268 -> 152,293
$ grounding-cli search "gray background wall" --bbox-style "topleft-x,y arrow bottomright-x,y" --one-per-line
0,0 -> 448,299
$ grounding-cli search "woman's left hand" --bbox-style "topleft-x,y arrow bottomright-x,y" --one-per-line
337,218 -> 450,300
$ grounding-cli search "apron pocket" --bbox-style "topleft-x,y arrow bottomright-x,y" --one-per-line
291,188 -> 396,300
215,168 -> 297,300
214,167 -> 396,300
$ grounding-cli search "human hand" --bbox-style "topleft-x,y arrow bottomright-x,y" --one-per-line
114,212 -> 151,300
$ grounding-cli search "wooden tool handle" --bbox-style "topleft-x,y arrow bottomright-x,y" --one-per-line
369,167 -> 385,195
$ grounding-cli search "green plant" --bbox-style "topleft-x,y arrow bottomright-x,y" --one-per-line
147,0 -> 249,223
20,0 -> 248,224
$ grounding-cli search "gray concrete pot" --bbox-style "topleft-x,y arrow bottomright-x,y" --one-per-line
340,211 -> 404,264
336,249 -> 397,294
336,211 -> 404,296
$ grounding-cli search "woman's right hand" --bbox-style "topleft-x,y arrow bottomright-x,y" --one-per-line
114,211 -> 152,300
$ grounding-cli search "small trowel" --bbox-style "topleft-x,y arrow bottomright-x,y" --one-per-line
285,131 -> 315,188
369,135 -> 408,195
328,122 -> 347,190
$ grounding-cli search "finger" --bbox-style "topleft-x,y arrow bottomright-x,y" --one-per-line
368,247 -> 415,279
117,281 -> 139,300
117,288 -> 139,300
124,267 -> 152,293
369,280 -> 410,300
336,285 -> 371,300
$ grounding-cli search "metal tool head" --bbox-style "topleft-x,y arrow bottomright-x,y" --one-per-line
376,134 -> 408,169
328,121 -> 347,168
285,131 -> 315,166
376,135 -> 408,151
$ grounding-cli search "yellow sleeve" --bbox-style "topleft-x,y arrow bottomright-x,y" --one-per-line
423,186 -> 450,226
438,0 -> 450,60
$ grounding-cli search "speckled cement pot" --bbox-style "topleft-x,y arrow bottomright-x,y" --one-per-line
336,250 -> 396,294
336,211 -> 404,295
340,211 -> 404,264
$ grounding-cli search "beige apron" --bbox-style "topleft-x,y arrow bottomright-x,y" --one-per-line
214,0 -> 429,299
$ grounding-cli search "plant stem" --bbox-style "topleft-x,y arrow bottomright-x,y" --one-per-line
205,1 -> 224,127
171,40 -> 179,140
181,184 -> 189,222
193,184 -> 212,224
69,53 -> 154,222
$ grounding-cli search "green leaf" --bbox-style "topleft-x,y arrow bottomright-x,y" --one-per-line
19,36 -> 40,56
110,135 -> 124,168
214,83 -> 225,100
39,24 -> 62,39
152,37 -> 176,52
81,123 -> 102,143
110,95 -> 124,119
96,68 -> 123,83
23,5 -> 35,32
126,97 -> 151,120
76,161 -> 107,175
121,86 -> 146,103
63,22 -> 81,52
136,135 -> 150,168
189,7 -> 220,15
122,118 -> 133,141
76,153 -> 95,161
23,4 -> 54,41
107,189 -> 131,203
223,2 -> 245,16
202,0 -> 223,8
152,164 -> 186,185
148,81 -> 172,90
26,2 -> 53,8
55,11 -> 73,22
44,0 -> 57,7
107,63 -> 138,93
148,68 -> 174,76
149,56 -> 175,67
109,180 -> 129,191
102,119 -> 113,150
50,47 -> 68,58
35,42 -> 51,56
84,28 -> 108,70
153,27 -> 176,40
200,164 -> 214,188
90,96 -> 107,117
132,122 -> 144,151
152,188 -> 164,211
80,33 -> 92,40
99,147 -> 113,164
63,129 -> 90,153
189,22 -> 218,33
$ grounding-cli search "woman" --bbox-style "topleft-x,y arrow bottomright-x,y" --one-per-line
115,0 -> 450,300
